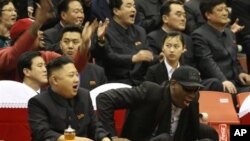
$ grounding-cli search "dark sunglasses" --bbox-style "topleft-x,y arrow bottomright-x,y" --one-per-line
182,86 -> 200,93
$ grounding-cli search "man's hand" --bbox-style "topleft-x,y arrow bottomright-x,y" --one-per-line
239,73 -> 250,85
222,80 -> 237,94
74,136 -> 93,141
97,18 -> 110,41
27,6 -> 34,19
230,18 -> 245,33
34,0 -> 56,25
80,19 -> 99,53
132,50 -> 153,63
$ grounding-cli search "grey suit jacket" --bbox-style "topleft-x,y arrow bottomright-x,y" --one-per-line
192,23 -> 243,82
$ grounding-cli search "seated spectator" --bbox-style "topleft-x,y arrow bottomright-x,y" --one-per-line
59,25 -> 107,90
17,51 -> 47,93
44,0 -> 85,53
147,0 -> 195,66
28,56 -> 111,141
91,0 -> 154,86
146,32 -> 185,84
97,65 -> 218,141
0,0 -> 17,47
192,0 -> 250,107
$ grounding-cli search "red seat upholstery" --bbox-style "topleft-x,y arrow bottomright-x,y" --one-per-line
199,91 -> 240,141
114,109 -> 126,136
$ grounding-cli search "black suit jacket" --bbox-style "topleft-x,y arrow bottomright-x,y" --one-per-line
80,63 -> 107,90
192,23 -> 243,82
44,23 -> 63,53
135,0 -> 163,33
96,81 -> 200,141
91,20 -> 151,85
147,28 -> 196,67
28,87 -> 109,141
184,0 -> 205,34
145,61 -> 169,85
91,0 -> 112,21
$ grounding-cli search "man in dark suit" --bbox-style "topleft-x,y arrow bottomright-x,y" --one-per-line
147,0 -> 195,66
97,66 -> 218,141
59,24 -> 107,90
91,0 -> 154,86
28,56 -> 111,141
44,0 -> 84,53
192,0 -> 250,106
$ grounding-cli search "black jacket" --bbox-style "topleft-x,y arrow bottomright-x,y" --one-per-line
28,87 -> 110,141
96,81 -> 200,141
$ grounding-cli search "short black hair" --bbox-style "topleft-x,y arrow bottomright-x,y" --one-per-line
200,0 -> 226,21
58,0 -> 82,19
17,51 -> 41,81
160,0 -> 183,17
0,0 -> 12,16
162,31 -> 185,48
60,24 -> 82,41
47,56 -> 73,77
109,0 -> 123,11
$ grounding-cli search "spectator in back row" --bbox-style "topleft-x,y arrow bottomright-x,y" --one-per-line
0,0 -> 17,47
91,0 -> 154,86
192,0 -> 250,107
147,0 -> 195,66
60,25 -> 107,90
44,0 -> 84,53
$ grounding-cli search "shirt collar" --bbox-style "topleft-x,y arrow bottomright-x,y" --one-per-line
164,59 -> 180,79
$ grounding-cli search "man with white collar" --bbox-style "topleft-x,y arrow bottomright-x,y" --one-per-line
17,51 -> 47,94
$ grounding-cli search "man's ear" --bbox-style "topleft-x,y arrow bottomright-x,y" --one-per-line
205,12 -> 210,21
49,75 -> 57,86
61,11 -> 67,21
113,8 -> 119,16
162,15 -> 168,24
23,68 -> 31,77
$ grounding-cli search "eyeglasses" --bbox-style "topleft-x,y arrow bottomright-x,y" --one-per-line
182,86 -> 200,93
1,8 -> 17,13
